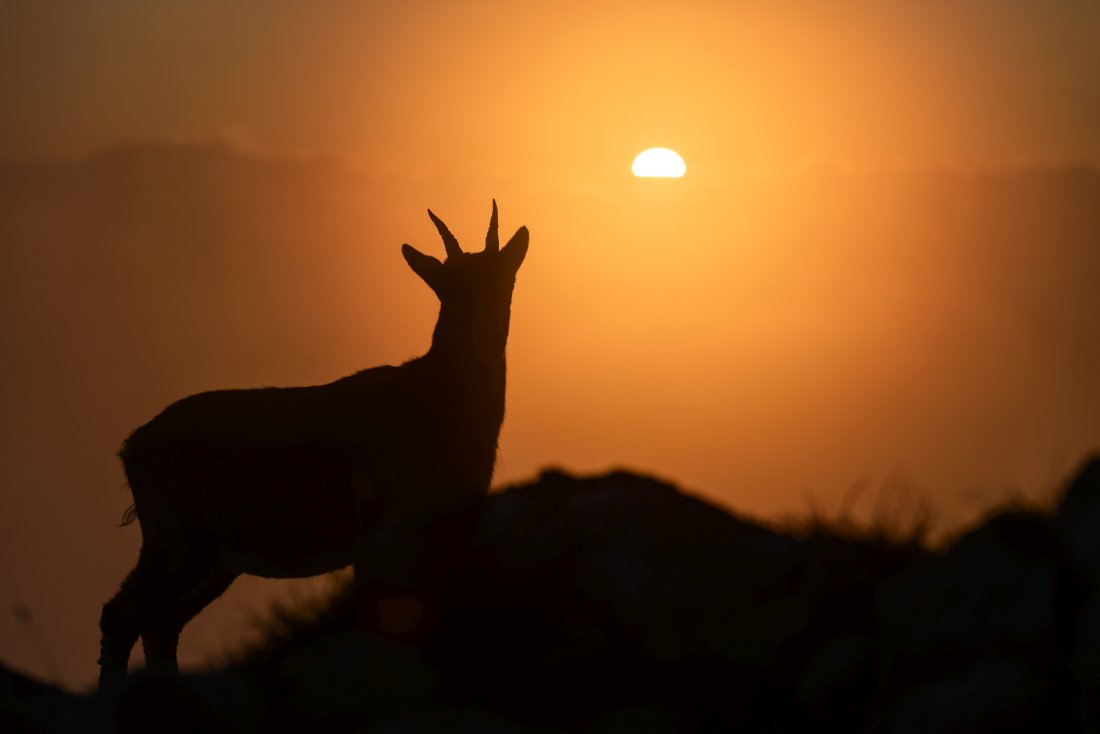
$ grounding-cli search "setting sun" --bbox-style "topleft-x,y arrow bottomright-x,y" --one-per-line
631,148 -> 686,178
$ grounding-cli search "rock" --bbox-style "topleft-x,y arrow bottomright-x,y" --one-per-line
882,655 -> 1067,734
475,469 -> 812,666
0,663 -> 89,734
1057,455 -> 1100,572
875,509 -> 1064,694
795,634 -> 876,725
275,631 -> 437,724
1056,456 -> 1100,732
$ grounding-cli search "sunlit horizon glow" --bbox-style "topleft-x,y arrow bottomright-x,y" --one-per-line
632,148 -> 687,178
2,0 -> 1100,689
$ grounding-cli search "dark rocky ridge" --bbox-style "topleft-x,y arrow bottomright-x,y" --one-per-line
4,457 -> 1099,732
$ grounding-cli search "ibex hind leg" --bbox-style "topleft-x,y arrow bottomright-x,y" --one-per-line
100,551 -> 155,686
98,544 -> 221,686
141,562 -> 238,675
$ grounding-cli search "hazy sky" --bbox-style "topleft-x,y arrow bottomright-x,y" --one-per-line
2,0 -> 1099,688
2,1 -> 1099,170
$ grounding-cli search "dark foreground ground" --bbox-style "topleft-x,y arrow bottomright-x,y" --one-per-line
4,457 -> 1100,733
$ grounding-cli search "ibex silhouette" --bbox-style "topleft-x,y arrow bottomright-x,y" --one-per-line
99,202 -> 528,685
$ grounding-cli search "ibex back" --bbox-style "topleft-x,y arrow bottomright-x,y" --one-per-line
99,202 -> 528,685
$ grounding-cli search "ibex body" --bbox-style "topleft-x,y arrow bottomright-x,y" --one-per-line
99,203 -> 528,685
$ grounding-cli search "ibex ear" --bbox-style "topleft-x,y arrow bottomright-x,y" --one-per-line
402,244 -> 443,290
500,226 -> 529,276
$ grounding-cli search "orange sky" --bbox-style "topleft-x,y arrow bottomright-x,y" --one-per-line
1,0 -> 1099,688
2,2 -> 1099,168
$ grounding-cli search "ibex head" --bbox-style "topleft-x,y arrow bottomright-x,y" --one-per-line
402,200 -> 529,360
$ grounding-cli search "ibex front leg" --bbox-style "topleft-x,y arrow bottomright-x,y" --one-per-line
141,560 -> 239,675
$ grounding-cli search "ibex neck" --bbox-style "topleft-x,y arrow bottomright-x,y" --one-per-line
423,307 -> 508,460
424,305 -> 509,369
419,305 -> 509,493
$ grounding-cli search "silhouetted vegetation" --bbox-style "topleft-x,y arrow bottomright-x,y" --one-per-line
6,457 -> 1100,732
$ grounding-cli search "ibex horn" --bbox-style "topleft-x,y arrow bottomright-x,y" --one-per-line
427,209 -> 463,259
485,199 -> 499,252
